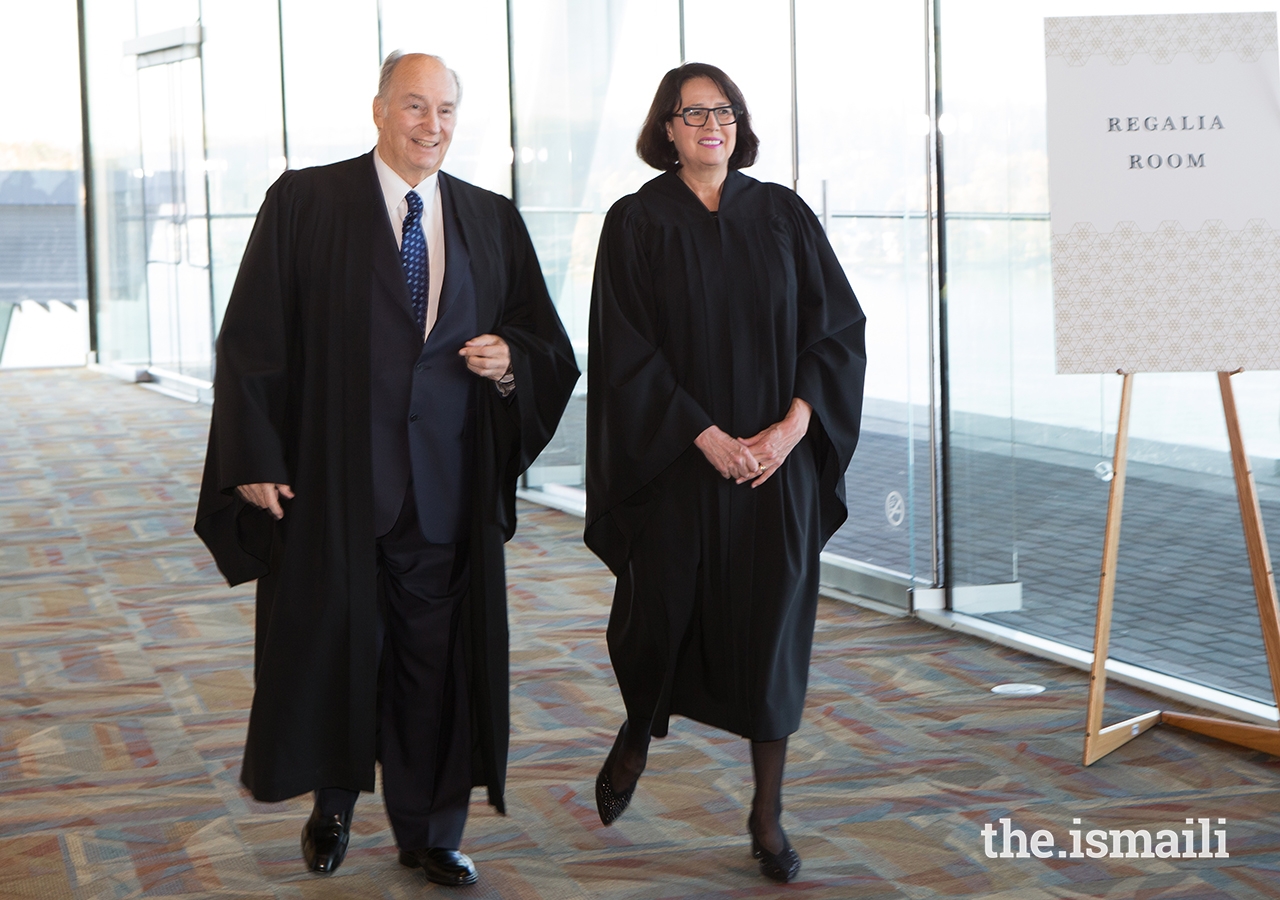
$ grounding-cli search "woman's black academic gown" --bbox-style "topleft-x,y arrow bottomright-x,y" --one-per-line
585,170 -> 866,742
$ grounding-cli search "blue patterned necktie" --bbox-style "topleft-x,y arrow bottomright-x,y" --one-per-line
401,190 -> 428,334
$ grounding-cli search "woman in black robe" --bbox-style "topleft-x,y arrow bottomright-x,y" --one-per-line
584,63 -> 866,883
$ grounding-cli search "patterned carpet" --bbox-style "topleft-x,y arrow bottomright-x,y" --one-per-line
2,367 -> 1280,899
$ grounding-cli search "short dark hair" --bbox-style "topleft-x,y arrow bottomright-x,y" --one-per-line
636,63 -> 759,171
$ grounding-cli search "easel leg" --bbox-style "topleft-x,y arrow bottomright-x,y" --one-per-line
1162,374 -> 1280,752
1217,371 -> 1280,701
1084,373 -> 1157,766
1079,373 -> 1280,763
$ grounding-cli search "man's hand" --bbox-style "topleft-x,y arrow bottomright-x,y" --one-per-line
695,425 -> 760,481
236,483 -> 295,520
459,334 -> 512,381
738,398 -> 812,488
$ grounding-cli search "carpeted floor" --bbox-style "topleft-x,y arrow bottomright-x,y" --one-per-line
2,367 -> 1279,899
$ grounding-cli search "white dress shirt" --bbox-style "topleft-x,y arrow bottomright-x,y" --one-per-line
374,150 -> 446,341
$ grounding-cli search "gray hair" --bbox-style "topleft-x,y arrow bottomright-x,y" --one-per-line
377,50 -> 463,104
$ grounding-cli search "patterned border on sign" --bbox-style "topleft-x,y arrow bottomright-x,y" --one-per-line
1045,13 -> 1277,66
1053,219 -> 1280,374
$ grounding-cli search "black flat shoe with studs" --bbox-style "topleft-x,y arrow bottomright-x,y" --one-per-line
595,723 -> 637,826
749,822 -> 801,883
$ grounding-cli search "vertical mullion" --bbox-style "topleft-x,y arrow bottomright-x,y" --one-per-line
932,0 -> 953,602
505,0 -> 518,206
276,0 -> 290,167
788,0 -> 798,193
197,2 -> 217,375
76,0 -> 99,358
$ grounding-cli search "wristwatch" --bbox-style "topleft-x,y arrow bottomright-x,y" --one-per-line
497,364 -> 515,396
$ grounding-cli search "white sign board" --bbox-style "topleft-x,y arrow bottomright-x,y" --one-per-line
1046,13 -> 1280,374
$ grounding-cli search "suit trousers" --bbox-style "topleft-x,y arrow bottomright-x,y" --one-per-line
317,485 -> 472,850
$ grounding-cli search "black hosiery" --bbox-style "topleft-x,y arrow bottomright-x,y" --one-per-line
607,716 -> 652,794
748,737 -> 788,855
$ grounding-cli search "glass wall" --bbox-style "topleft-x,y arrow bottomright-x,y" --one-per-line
941,0 -> 1280,705
83,0 -> 149,369
57,0 -> 1280,708
379,0 -> 513,196
510,0 -> 679,493
85,0 -> 378,380
76,0 -> 936,583
0,0 -> 89,368
85,0 -> 498,384
278,0 -> 380,169
795,0 -> 935,582
85,0 -> 208,375
505,0 -> 938,580
684,0 -> 794,188
201,0 -> 286,332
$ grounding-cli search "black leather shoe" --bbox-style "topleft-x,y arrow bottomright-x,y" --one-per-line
595,723 -> 638,826
301,804 -> 352,875
749,822 -> 801,883
399,848 -> 478,886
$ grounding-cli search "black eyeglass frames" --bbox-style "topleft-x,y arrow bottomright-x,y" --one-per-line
671,105 -> 739,127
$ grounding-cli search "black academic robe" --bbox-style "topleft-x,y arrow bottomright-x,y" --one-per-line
194,155 -> 578,811
584,169 -> 865,741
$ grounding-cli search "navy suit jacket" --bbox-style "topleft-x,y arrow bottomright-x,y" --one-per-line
370,166 -> 478,542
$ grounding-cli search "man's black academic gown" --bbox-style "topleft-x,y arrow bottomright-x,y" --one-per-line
585,170 -> 866,741
194,154 -> 579,812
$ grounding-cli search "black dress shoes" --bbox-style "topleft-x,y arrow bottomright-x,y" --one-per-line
301,804 -> 353,875
399,847 -> 478,886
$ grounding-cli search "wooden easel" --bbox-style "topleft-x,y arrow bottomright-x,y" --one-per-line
1083,370 -> 1280,765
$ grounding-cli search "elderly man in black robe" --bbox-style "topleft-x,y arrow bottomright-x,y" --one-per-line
194,52 -> 578,887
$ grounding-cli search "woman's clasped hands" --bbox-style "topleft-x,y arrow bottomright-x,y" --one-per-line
695,398 -> 812,488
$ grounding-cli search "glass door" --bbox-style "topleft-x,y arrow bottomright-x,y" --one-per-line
137,54 -> 213,382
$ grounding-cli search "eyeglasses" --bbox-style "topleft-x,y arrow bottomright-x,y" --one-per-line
671,105 -> 739,127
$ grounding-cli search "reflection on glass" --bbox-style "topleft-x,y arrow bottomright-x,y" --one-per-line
684,0 -> 793,187
86,0 -> 215,375
137,56 -> 213,379
135,0 -> 199,34
280,0 -> 380,168
201,0 -> 286,334
0,0 -> 89,367
84,0 -> 150,367
379,0 -> 513,196
795,0 -> 932,583
510,0 -> 680,490
823,219 -> 931,578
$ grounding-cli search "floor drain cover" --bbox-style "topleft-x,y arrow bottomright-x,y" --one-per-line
991,683 -> 1046,695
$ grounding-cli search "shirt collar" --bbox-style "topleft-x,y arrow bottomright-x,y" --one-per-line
373,148 -> 439,214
